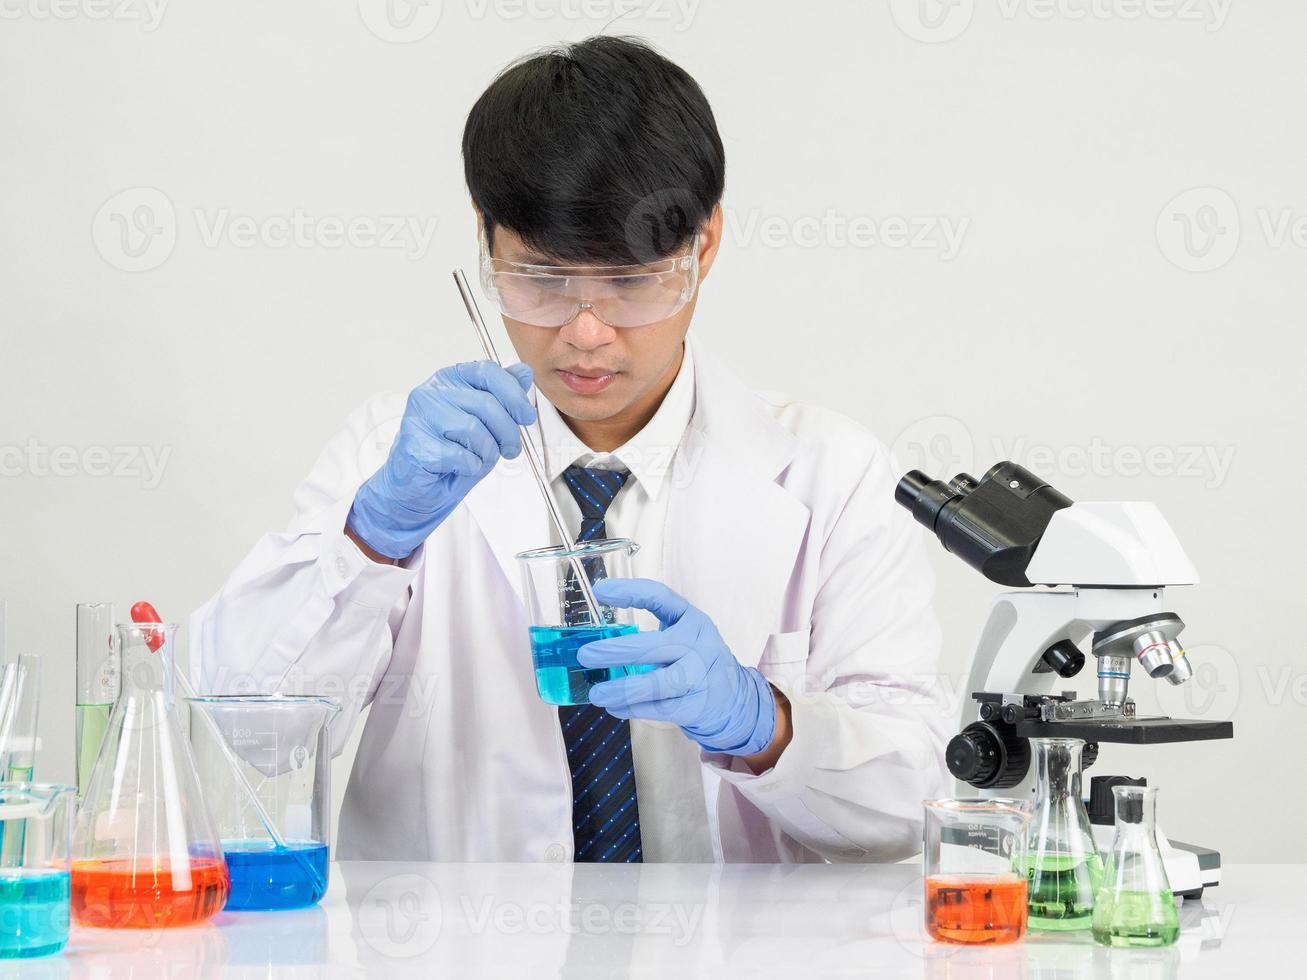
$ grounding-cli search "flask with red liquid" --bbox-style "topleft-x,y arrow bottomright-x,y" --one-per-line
71,613 -> 229,928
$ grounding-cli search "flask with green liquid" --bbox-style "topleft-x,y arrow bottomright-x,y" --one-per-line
1023,737 -> 1103,930
1092,785 -> 1180,947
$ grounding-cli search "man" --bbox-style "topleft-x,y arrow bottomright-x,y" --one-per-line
191,36 -> 948,864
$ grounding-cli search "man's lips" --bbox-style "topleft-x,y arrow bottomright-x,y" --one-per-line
556,368 -> 617,394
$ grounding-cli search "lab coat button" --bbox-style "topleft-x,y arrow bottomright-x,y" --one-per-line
335,555 -> 348,577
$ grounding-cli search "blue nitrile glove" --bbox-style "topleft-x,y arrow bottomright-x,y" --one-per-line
580,578 -> 778,756
347,360 -> 536,559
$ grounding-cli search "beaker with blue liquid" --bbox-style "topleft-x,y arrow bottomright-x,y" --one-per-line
187,695 -> 340,911
515,538 -> 653,706
0,783 -> 74,959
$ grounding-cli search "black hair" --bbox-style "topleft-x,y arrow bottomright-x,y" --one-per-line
462,35 -> 725,265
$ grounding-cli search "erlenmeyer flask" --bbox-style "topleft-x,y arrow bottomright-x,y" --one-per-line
71,624 -> 229,928
1092,785 -> 1180,947
1023,737 -> 1103,930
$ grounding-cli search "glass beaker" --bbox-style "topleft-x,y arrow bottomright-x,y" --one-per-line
515,538 -> 652,706
922,797 -> 1032,945
76,603 -> 119,798
187,695 -> 340,911
1092,785 -> 1180,947
1023,737 -> 1103,931
72,623 -> 230,928
0,783 -> 75,959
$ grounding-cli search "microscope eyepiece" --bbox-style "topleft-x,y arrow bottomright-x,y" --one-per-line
895,461 -> 1073,587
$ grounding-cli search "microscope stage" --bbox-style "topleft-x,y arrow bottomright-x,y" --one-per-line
1013,717 -> 1233,744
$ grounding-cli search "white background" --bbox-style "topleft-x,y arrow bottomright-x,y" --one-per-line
1,0 -> 1302,862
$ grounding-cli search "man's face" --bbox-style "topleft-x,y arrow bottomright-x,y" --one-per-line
488,214 -> 720,424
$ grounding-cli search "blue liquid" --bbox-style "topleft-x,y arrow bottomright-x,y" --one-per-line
0,870 -> 70,958
222,840 -> 329,911
529,624 -> 650,706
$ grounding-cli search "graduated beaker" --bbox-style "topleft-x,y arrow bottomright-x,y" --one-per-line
515,537 -> 652,706
922,797 -> 1032,945
0,783 -> 74,958
1092,785 -> 1180,947
72,623 -> 230,928
1023,737 -> 1103,930
188,695 -> 340,910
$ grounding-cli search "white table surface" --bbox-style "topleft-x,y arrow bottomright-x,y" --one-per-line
18,862 -> 1275,978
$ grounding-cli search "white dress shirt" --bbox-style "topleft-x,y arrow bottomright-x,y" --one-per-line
532,337 -> 714,862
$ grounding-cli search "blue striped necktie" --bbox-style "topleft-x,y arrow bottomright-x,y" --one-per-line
558,463 -> 643,863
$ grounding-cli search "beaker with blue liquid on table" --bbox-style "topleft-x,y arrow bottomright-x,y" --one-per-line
0,783 -> 74,958
515,538 -> 653,706
187,695 -> 340,911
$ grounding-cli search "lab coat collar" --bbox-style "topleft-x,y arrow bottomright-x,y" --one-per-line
462,330 -> 809,662
533,336 -> 697,504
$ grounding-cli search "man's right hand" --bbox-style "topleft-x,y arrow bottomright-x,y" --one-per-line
346,360 -> 537,560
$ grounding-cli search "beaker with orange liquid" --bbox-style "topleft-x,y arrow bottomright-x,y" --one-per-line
71,623 -> 229,928
922,797 -> 1032,945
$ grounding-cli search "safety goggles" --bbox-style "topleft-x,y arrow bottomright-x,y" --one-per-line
479,233 -> 700,328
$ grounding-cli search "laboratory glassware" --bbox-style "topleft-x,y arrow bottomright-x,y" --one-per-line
922,797 -> 1032,945
0,654 -> 41,783
0,783 -> 74,958
71,623 -> 229,928
188,695 -> 340,910
1023,737 -> 1103,930
1092,785 -> 1180,947
76,603 -> 119,797
454,267 -> 604,627
515,538 -> 651,706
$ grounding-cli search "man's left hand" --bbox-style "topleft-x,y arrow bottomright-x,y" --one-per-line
579,578 -> 778,757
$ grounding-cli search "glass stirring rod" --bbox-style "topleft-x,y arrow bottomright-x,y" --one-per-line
452,270 -> 606,626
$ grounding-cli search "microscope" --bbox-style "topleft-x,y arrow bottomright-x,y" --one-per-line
896,462 -> 1232,897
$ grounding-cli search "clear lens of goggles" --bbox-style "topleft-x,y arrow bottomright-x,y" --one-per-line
480,236 -> 699,328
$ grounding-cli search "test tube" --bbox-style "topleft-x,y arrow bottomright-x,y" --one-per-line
75,603 -> 118,797
0,654 -> 40,782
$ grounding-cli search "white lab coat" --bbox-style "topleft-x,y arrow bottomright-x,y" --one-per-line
189,332 -> 950,863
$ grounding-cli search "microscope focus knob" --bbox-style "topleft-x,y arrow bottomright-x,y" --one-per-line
946,722 -> 1031,789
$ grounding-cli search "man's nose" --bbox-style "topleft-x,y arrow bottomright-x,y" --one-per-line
559,307 -> 618,349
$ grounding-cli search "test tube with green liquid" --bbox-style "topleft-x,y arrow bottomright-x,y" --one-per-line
75,604 -> 118,797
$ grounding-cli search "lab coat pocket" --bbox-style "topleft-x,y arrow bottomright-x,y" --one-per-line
756,627 -> 812,691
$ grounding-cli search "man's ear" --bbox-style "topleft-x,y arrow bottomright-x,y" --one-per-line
472,204 -> 492,254
696,204 -> 724,281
